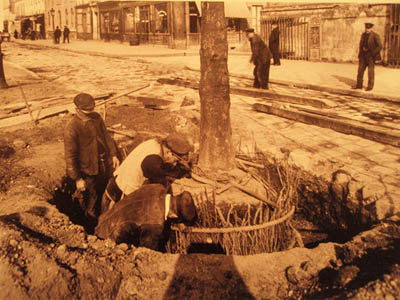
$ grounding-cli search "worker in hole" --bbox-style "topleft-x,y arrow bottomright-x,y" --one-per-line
64,93 -> 120,220
100,134 -> 194,214
95,183 -> 197,251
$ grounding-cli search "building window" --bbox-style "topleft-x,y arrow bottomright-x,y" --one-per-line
154,3 -> 168,33
65,9 -> 68,25
138,5 -> 150,33
310,26 -> 320,48
58,10 -> 61,28
100,11 -> 119,34
71,8 -> 74,28
124,7 -> 135,33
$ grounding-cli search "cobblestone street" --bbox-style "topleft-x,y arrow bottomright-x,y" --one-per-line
2,41 -> 400,219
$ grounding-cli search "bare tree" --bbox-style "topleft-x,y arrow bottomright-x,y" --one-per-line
198,2 -> 235,174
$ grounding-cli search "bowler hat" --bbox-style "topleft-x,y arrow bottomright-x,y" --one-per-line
271,20 -> 278,25
244,28 -> 255,33
365,22 -> 374,29
164,134 -> 194,156
74,93 -> 95,111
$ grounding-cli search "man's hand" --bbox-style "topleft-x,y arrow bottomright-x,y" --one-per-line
112,156 -> 120,169
76,178 -> 86,192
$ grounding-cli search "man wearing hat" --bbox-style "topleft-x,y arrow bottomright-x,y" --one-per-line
352,22 -> 382,91
100,133 -> 194,213
245,28 -> 272,89
269,21 -> 281,66
95,183 -> 197,251
64,93 -> 120,220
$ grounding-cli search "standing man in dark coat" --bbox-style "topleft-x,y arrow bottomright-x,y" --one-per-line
64,93 -> 120,220
54,26 -> 61,44
352,22 -> 382,91
63,25 -> 70,43
95,184 -> 197,251
245,28 -> 271,90
269,21 -> 281,66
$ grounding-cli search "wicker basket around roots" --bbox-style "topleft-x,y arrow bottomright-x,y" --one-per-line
167,190 -> 297,255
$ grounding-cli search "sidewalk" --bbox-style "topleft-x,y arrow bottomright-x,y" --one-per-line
8,38 -> 400,101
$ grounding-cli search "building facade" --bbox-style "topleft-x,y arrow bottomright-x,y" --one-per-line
260,3 -> 400,67
45,0 -> 77,39
13,0 -> 45,39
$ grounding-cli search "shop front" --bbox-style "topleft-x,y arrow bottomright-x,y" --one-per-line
123,2 -> 171,45
76,4 -> 93,40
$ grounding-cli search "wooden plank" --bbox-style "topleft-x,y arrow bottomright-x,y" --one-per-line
253,102 -> 400,148
0,103 -> 75,129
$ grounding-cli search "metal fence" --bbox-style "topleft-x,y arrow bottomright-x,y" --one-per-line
388,4 -> 400,67
262,17 -> 309,60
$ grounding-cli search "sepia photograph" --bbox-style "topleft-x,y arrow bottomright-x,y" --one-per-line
0,0 -> 399,299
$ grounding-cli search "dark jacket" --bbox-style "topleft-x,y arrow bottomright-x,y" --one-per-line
64,111 -> 118,180
54,28 -> 61,38
95,184 -> 167,250
63,27 -> 70,36
269,27 -> 280,53
250,34 -> 271,65
358,31 -> 382,61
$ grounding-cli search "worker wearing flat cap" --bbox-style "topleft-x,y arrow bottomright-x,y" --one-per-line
100,133 -> 194,214
245,27 -> 272,89
352,22 -> 382,91
64,93 -> 120,220
95,183 -> 197,251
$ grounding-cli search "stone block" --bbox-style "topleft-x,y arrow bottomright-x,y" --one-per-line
288,149 -> 313,172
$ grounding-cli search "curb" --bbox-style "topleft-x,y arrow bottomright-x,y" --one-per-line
184,69 -> 400,105
11,40 -> 199,58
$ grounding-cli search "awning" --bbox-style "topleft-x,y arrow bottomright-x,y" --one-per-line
195,1 -> 251,19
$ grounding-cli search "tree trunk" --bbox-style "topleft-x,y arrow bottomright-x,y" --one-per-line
198,2 -> 235,173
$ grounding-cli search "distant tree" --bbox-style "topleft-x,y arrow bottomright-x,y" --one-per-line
197,2 -> 235,174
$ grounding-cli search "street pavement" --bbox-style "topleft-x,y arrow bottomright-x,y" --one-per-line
8,38 -> 400,101
2,38 -> 400,220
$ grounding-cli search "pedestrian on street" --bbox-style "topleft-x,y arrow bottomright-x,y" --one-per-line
95,183 -> 197,251
352,22 -> 382,91
54,26 -> 62,44
245,28 -> 271,90
63,25 -> 70,43
64,93 -> 120,220
269,21 -> 281,66
100,134 -> 194,214
13,30 -> 18,39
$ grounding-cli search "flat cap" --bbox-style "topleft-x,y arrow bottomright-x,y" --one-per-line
74,93 -> 95,111
244,28 -> 255,33
164,134 -> 194,156
365,22 -> 374,28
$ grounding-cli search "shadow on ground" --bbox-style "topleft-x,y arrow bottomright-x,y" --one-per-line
331,75 -> 356,87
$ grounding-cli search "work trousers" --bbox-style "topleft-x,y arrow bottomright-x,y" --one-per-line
253,62 -> 271,89
74,158 -> 111,218
270,49 -> 280,65
356,53 -> 375,89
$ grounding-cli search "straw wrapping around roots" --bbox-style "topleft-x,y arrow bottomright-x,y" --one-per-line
167,155 -> 300,255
